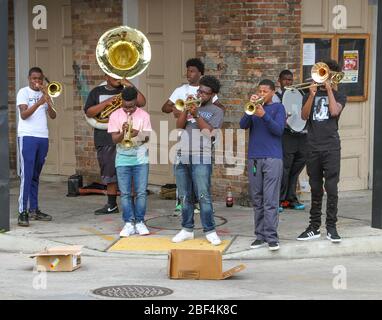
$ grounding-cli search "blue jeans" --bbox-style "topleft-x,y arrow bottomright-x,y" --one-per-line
175,160 -> 215,233
116,164 -> 149,223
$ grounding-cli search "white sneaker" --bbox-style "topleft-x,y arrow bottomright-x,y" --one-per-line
206,231 -> 222,246
135,222 -> 150,235
172,229 -> 194,243
119,222 -> 135,237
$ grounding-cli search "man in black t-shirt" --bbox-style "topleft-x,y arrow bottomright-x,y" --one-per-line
296,60 -> 347,243
84,75 -> 146,214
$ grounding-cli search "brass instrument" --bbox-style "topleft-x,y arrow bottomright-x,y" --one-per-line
45,80 -> 62,98
40,77 -> 62,113
86,25 -> 151,130
121,116 -> 135,148
96,26 -> 151,80
244,96 -> 265,115
94,93 -> 123,124
285,62 -> 344,91
174,96 -> 202,112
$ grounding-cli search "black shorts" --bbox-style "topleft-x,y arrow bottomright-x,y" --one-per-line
96,145 -> 117,184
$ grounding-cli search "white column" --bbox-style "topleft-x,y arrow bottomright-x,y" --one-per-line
14,0 -> 30,92
123,0 -> 140,87
13,0 -> 30,177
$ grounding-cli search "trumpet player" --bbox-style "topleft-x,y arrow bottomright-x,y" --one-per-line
108,87 -> 152,237
84,75 -> 145,215
172,75 -> 224,246
297,60 -> 347,243
161,58 -> 225,214
240,79 -> 286,251
16,67 -> 57,227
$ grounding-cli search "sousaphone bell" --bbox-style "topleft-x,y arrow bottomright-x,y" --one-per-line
86,26 -> 151,130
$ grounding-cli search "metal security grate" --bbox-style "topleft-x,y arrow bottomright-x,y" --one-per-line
92,285 -> 173,299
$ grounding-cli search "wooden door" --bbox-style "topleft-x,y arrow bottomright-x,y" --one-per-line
29,0 -> 75,176
139,0 -> 196,186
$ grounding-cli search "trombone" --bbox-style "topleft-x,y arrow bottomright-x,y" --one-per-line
285,62 -> 344,91
244,96 -> 265,115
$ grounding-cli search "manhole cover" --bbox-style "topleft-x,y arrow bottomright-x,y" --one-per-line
92,285 -> 173,299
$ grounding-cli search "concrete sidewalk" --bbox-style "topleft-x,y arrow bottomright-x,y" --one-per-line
2,181 -> 382,260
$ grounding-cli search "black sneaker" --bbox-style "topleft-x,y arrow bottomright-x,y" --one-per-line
29,209 -> 52,221
94,204 -> 119,215
296,227 -> 321,241
327,227 -> 342,243
18,211 -> 29,227
268,242 -> 280,251
250,239 -> 266,249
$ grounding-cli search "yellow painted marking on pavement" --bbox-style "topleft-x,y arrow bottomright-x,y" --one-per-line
80,227 -> 116,242
108,237 -> 230,252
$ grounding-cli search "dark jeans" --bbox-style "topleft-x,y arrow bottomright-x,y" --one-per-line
280,132 -> 307,204
175,160 -> 215,233
306,150 -> 341,229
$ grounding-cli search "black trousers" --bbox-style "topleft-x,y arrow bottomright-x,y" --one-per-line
306,150 -> 341,229
280,131 -> 307,204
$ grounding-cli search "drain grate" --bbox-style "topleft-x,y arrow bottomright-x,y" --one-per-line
92,285 -> 173,299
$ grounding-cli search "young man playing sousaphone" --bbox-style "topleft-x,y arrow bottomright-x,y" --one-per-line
107,87 -> 152,237
84,76 -> 145,215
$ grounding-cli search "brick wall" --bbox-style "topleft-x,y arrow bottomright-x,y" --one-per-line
8,0 -> 16,176
71,0 -> 123,184
195,0 -> 301,201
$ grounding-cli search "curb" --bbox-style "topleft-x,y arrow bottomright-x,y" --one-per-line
2,233 -> 382,261
223,236 -> 382,260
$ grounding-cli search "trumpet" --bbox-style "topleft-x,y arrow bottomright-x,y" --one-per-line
285,62 -> 344,91
121,116 -> 135,149
244,96 -> 265,115
174,98 -> 202,112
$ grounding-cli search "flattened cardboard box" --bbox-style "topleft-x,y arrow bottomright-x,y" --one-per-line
168,249 -> 245,280
30,245 -> 83,272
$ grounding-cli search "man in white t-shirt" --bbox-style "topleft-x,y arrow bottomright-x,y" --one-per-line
161,58 -> 225,213
16,67 -> 57,227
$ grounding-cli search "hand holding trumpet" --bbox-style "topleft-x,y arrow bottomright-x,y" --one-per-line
245,94 -> 266,117
122,121 -> 139,138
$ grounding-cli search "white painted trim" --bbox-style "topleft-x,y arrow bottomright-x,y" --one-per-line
14,0 -> 29,92
123,0 -> 138,28
123,0 -> 140,88
368,0 -> 378,189
13,0 -> 30,177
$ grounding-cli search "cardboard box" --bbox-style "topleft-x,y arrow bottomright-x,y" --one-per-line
30,245 -> 83,272
168,249 -> 245,280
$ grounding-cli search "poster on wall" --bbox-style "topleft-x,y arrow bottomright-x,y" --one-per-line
303,43 -> 316,66
342,50 -> 359,83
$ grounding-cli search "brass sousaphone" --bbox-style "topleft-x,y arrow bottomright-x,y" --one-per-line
86,25 -> 151,130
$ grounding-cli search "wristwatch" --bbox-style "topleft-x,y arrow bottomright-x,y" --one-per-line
194,113 -> 200,119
